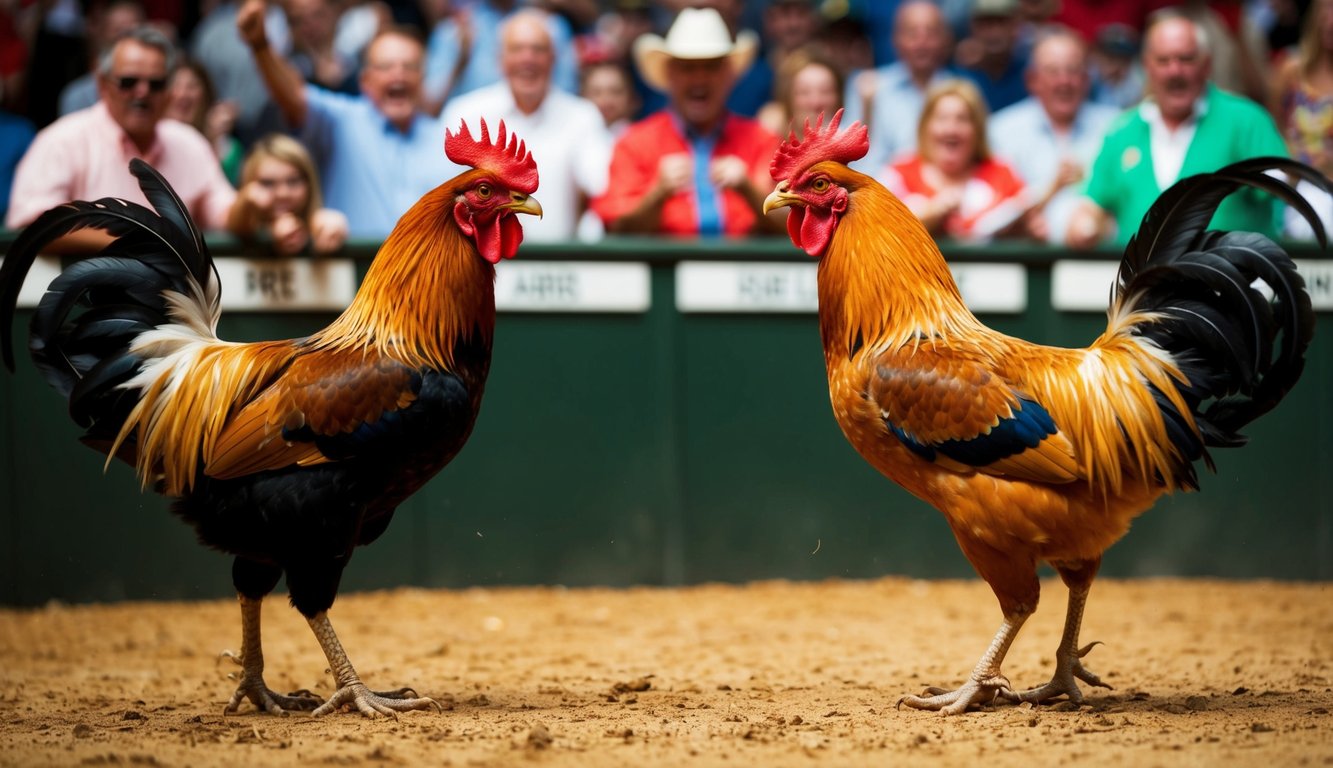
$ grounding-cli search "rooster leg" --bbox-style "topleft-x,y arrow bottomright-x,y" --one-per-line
222,595 -> 323,715
306,612 -> 441,718
898,612 -> 1028,715
1002,559 -> 1112,705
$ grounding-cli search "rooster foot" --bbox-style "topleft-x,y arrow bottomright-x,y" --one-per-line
1001,641 -> 1112,706
310,682 -> 441,718
897,674 -> 1012,715
224,677 -> 324,715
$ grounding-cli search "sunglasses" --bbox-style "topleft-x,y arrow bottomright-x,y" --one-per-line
112,75 -> 168,93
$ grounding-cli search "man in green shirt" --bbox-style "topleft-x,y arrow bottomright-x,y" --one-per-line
1067,13 -> 1288,247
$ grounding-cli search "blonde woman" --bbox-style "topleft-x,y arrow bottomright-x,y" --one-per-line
228,134 -> 349,255
878,79 -> 1029,241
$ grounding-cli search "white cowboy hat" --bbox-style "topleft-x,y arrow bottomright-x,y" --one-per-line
633,7 -> 759,93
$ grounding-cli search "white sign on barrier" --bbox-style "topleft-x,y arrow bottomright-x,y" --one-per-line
675,261 -> 1027,314
495,261 -> 650,312
1054,259 -> 1333,312
213,257 -> 358,311
6,255 -> 63,309
1051,260 -> 1119,312
1295,260 -> 1333,310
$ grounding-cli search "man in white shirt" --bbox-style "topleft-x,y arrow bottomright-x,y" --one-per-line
989,30 -> 1118,244
441,9 -> 611,242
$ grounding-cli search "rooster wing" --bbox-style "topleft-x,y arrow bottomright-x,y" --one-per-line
206,347 -> 422,479
866,343 -> 1081,484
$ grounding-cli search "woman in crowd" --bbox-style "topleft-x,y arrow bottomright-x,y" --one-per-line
1270,0 -> 1333,240
166,58 -> 244,186
757,48 -> 844,137
227,134 -> 349,255
878,79 -> 1029,242
580,60 -> 639,137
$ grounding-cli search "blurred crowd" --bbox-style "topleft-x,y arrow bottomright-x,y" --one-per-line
0,0 -> 1329,252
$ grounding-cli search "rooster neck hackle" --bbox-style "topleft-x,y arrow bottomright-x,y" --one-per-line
817,175 -> 982,365
314,182 -> 496,371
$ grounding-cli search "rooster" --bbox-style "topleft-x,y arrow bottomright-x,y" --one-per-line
0,119 -> 542,717
763,111 -> 1329,715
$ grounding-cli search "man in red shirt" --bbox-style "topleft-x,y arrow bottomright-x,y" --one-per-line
593,7 -> 782,237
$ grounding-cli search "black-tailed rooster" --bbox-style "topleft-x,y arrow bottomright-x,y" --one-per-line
763,110 -> 1329,714
0,119 -> 542,717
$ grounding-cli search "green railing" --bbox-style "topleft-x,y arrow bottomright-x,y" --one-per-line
2,234 -> 1329,605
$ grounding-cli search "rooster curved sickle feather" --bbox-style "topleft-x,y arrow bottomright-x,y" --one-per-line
0,117 -> 542,717
765,109 -> 1331,715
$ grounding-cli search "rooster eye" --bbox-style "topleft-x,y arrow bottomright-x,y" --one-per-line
811,178 -> 830,193
476,183 -> 493,199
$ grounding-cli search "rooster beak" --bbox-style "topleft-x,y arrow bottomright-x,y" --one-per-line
763,182 -> 800,215
506,192 -> 543,219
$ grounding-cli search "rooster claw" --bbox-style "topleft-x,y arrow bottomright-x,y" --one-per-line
1001,642 -> 1112,706
898,675 -> 1011,715
224,680 -> 324,716
310,682 -> 441,718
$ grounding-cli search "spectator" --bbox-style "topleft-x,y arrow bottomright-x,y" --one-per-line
1089,23 -> 1145,109
1271,0 -> 1333,241
1174,0 -> 1271,105
693,0 -> 771,118
581,60 -> 639,136
285,0 -> 360,95
843,1 -> 956,173
227,133 -> 349,254
165,58 -> 243,185
989,30 -> 1118,243
954,0 -> 1030,112
6,26 -> 236,231
441,9 -> 610,242
757,49 -> 844,137
1067,13 -> 1289,247
880,79 -> 1029,242
0,97 -> 35,225
807,14 -> 875,84
1271,0 -> 1332,176
763,0 -> 822,70
592,7 -> 780,237
58,0 -> 147,117
191,1 -> 290,146
239,0 -> 461,237
423,0 -> 579,113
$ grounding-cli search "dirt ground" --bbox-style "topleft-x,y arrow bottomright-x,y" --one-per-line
0,578 -> 1330,767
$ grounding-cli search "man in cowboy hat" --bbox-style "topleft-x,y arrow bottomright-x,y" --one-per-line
592,7 -> 782,236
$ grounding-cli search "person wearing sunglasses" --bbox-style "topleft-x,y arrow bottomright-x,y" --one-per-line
6,26 -> 238,233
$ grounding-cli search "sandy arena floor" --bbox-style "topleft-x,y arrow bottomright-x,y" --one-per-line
0,578 -> 1330,767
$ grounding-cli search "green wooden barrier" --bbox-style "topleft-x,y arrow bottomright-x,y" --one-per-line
1,235 -> 1329,605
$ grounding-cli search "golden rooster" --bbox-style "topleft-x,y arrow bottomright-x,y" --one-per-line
763,111 -> 1328,714
0,119 -> 542,717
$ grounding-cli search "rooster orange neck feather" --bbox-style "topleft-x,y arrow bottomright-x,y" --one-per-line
815,164 -> 980,365
314,177 -> 496,371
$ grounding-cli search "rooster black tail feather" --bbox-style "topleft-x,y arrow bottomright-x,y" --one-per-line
1114,157 -> 1328,466
0,161 -> 218,453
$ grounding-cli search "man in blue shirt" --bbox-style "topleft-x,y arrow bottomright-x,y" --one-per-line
989,30 -> 1118,244
954,0 -> 1029,113
239,0 -> 461,237
841,0 -> 955,174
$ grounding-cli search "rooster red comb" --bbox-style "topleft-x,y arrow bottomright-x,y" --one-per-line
445,118 -> 539,194
770,109 -> 869,181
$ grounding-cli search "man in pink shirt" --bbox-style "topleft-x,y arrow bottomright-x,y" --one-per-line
6,27 -> 236,231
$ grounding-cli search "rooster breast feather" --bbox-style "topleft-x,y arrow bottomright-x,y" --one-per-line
868,344 -> 1082,484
